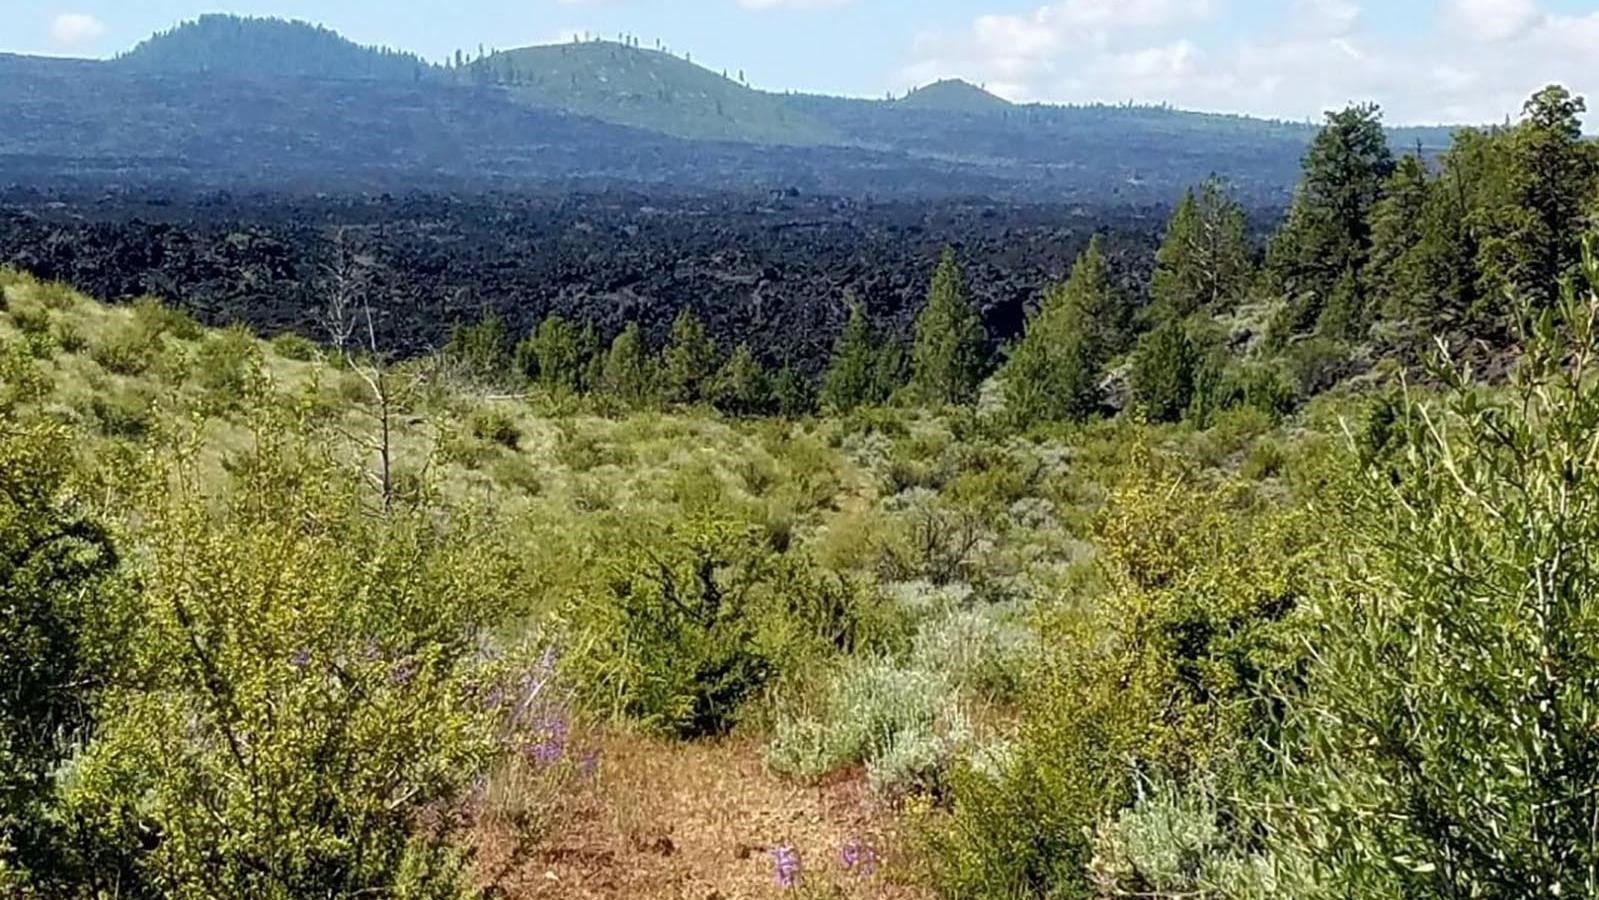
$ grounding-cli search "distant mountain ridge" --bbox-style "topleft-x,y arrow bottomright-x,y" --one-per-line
0,14 -> 1469,202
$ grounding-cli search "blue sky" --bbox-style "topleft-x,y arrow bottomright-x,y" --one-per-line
8,0 -> 1599,125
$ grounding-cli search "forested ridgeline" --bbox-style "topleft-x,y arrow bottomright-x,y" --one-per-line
1,85 -> 1598,900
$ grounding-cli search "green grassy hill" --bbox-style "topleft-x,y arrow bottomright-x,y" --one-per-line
469,41 -> 842,146
898,79 -> 1013,113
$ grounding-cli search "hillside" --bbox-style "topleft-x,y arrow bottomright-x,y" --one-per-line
470,41 -> 841,146
116,13 -> 435,82
897,79 -> 1012,113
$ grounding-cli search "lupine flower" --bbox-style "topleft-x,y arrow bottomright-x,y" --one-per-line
839,838 -> 878,878
770,846 -> 801,889
525,712 -> 570,767
389,659 -> 418,686
288,648 -> 312,671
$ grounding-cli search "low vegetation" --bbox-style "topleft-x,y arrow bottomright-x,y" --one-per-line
2,84 -> 1598,900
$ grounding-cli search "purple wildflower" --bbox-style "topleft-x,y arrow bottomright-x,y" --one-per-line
524,712 -> 570,767
579,748 -> 601,781
840,838 -> 878,878
770,846 -> 801,889
389,659 -> 418,687
288,648 -> 312,671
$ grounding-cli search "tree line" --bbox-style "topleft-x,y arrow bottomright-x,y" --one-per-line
442,83 -> 1596,428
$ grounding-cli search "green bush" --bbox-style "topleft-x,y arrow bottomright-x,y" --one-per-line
10,305 -> 52,338
924,458 -> 1313,899
52,320 -> 87,354
469,406 -> 521,450
1245,252 -> 1599,895
194,324 -> 262,398
88,388 -> 158,439
270,331 -> 320,361
59,417 -> 522,899
130,296 -> 201,342
0,419 -> 129,891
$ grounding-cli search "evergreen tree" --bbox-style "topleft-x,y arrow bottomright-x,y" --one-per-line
601,322 -> 656,407
710,343 -> 771,417
1266,104 -> 1395,336
1150,179 -> 1253,322
578,321 -> 605,393
771,365 -> 815,418
444,310 -> 511,383
530,315 -> 584,393
661,308 -> 719,405
512,330 -> 540,384
820,301 -> 880,413
1129,319 -> 1199,423
874,332 -> 910,405
1499,86 -> 1598,307
1001,236 -> 1118,425
911,247 -> 987,405
1368,154 -> 1433,322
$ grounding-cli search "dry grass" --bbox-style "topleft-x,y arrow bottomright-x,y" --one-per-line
477,731 -> 930,900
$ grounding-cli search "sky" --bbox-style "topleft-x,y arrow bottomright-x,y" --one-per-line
5,0 -> 1599,126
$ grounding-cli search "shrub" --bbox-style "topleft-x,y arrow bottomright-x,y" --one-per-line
469,406 -> 521,450
924,456 -> 1313,899
0,419 -> 128,890
88,389 -> 157,439
61,416 -> 521,899
52,320 -> 87,354
1247,249 -> 1599,895
0,340 -> 51,413
566,520 -> 776,738
10,305 -> 51,338
270,331 -> 319,361
130,296 -> 201,342
194,324 -> 262,398
33,280 -> 77,311
768,658 -> 967,799
90,322 -> 160,376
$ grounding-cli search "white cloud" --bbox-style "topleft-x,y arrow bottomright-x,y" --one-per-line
1444,0 -> 1539,42
49,12 -> 107,46
900,0 -> 1598,127
737,0 -> 850,9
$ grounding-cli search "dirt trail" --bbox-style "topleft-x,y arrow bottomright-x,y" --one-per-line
480,733 -> 930,900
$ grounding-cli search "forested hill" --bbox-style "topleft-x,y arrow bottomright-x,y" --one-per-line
0,14 -> 1465,202
115,14 -> 434,82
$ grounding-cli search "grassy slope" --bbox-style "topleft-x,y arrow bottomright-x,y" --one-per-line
472,42 -> 843,146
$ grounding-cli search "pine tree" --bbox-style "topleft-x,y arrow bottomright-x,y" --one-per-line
710,343 -> 771,417
1150,179 -> 1253,322
601,322 -> 655,407
530,315 -> 584,392
820,301 -> 880,413
1368,154 -> 1433,323
444,310 -> 511,383
911,247 -> 987,405
1266,103 -> 1395,336
1001,237 -> 1117,425
661,307 -> 719,405
771,365 -> 815,418
1500,86 -> 1598,307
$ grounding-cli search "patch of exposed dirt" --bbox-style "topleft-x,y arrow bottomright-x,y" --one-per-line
478,732 -> 930,900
